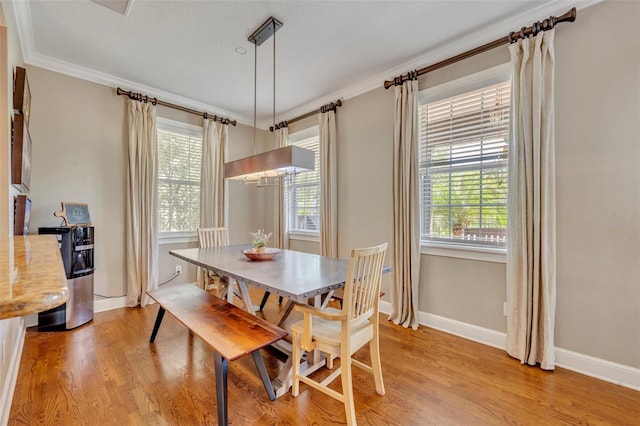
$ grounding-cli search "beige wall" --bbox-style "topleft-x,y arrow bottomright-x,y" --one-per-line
26,66 -> 262,297
27,67 -> 128,297
263,1 -> 639,368
231,123 -> 266,243
6,0 -> 638,372
553,1 -> 639,367
289,238 -> 320,254
334,86 -> 396,294
158,241 -> 198,285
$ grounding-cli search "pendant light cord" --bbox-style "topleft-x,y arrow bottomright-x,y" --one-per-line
253,42 -> 257,155
272,19 -> 276,147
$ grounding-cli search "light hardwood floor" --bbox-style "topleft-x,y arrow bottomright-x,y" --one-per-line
9,288 -> 640,425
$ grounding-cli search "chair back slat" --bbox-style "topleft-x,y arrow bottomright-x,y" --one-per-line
198,227 -> 229,248
343,243 -> 388,322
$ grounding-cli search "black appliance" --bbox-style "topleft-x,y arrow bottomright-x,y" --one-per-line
38,226 -> 95,331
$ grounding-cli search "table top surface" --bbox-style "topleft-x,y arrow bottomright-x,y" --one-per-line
0,235 -> 68,320
170,245 -> 351,302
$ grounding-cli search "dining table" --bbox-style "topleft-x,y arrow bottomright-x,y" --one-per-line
169,243 -> 386,398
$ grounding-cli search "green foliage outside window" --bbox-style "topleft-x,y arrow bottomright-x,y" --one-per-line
427,168 -> 507,240
420,77 -> 510,246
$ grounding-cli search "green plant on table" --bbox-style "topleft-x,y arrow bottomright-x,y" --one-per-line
250,229 -> 272,249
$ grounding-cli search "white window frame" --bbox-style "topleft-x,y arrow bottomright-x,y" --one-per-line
286,126 -> 320,241
156,117 -> 203,244
419,64 -> 510,263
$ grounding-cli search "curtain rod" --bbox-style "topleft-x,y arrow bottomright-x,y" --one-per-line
270,99 -> 342,131
116,87 -> 237,126
384,7 -> 576,89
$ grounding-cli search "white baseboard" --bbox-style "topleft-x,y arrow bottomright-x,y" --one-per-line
0,319 -> 25,426
92,285 -> 199,314
92,284 -> 200,313
555,347 -> 640,391
378,301 -> 639,391
418,311 -> 507,350
94,296 -> 128,313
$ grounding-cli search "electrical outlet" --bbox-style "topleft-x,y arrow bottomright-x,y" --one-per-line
503,302 -> 508,316
175,265 -> 182,274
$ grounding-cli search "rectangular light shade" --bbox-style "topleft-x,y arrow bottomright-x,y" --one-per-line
224,145 -> 315,181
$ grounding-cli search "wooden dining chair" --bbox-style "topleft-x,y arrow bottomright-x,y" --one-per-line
197,227 -> 229,297
290,243 -> 388,426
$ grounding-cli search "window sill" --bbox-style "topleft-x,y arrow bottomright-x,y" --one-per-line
159,232 -> 198,245
288,232 -> 320,243
421,242 -> 506,263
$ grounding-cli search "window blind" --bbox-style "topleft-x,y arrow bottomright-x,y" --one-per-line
419,80 -> 510,247
286,133 -> 320,234
157,128 -> 202,233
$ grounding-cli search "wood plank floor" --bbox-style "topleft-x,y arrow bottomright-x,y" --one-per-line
9,289 -> 640,425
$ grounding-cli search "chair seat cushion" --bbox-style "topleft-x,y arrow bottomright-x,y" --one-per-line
290,307 -> 372,347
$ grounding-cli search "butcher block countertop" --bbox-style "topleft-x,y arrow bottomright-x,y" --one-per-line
0,235 -> 68,320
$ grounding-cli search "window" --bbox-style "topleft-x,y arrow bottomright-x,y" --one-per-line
285,126 -> 320,235
419,65 -> 510,249
157,118 -> 202,234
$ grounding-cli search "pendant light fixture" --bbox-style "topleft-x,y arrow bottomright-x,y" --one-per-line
224,16 -> 314,184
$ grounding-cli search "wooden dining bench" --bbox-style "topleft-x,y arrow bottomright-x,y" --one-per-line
147,284 -> 287,426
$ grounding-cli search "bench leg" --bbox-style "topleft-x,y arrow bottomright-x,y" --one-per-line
214,352 -> 228,426
251,350 -> 276,401
149,307 -> 166,343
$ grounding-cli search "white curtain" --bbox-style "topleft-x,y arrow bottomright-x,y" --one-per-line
126,99 -> 158,307
390,79 -> 420,330
200,118 -> 228,228
506,29 -> 557,370
319,110 -> 337,257
274,126 -> 289,249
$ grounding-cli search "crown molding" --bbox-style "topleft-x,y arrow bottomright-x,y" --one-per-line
11,0 -> 250,127
11,0 -> 34,60
12,0 -> 605,130
25,51 -> 250,126
275,0 -> 606,124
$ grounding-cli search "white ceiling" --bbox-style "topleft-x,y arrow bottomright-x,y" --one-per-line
11,0 -> 588,127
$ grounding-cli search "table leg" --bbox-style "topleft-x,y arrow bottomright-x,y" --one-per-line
276,300 -> 295,328
149,307 -> 166,343
259,292 -> 271,311
272,352 -> 327,398
236,280 -> 256,315
272,356 -> 292,398
214,352 -> 228,426
226,280 -> 235,303
320,290 -> 336,309
251,351 -> 276,401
